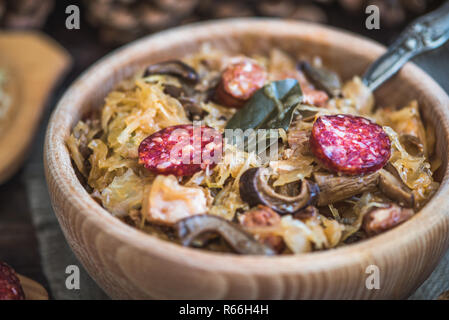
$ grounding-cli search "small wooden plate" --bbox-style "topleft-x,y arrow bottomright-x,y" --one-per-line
17,274 -> 49,300
0,31 -> 71,184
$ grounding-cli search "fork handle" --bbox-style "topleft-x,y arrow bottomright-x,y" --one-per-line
362,2 -> 449,91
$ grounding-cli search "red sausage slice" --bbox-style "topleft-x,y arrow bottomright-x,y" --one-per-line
215,60 -> 267,108
302,86 -> 329,106
273,70 -> 329,106
0,262 -> 25,300
310,114 -> 391,175
138,124 -> 222,177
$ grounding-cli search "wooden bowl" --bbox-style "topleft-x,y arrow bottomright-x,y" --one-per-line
44,19 -> 449,299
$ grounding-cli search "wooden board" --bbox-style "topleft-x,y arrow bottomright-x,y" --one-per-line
17,274 -> 49,300
0,31 -> 71,184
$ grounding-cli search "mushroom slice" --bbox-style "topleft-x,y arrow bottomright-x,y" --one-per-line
175,214 -> 275,255
298,61 -> 341,97
163,84 -> 205,120
400,134 -> 424,157
239,167 -> 319,215
313,172 -> 379,206
378,169 -> 414,208
363,203 -> 414,236
144,60 -> 199,83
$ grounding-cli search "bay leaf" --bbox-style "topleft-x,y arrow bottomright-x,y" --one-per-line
224,79 -> 303,155
225,79 -> 302,131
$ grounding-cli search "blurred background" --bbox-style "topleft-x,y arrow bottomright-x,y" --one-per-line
0,0 -> 447,299
1,0 -> 445,46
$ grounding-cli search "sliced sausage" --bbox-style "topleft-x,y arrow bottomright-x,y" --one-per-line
273,69 -> 329,106
215,60 -> 267,108
138,124 -> 222,176
302,86 -> 329,106
363,204 -> 414,236
239,205 -> 282,228
310,114 -> 391,175
0,262 -> 25,300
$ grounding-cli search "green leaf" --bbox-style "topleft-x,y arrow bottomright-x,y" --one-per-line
224,79 -> 303,155
299,61 -> 341,97
225,79 -> 302,131
263,82 -> 303,131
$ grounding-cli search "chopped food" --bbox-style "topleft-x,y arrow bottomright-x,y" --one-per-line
214,59 -> 267,108
299,61 -> 341,98
67,45 -> 439,255
0,262 -> 25,300
138,124 -> 222,176
143,175 -> 208,224
239,167 -> 319,215
302,86 -> 329,106
363,204 -> 414,236
239,205 -> 282,228
313,171 -> 379,206
310,114 -> 391,175
175,214 -> 275,255
239,205 -> 286,253
143,60 -> 199,83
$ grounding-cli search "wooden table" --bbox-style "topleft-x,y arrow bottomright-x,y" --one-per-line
0,0 -> 446,299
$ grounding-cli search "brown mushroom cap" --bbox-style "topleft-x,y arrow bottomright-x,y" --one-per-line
239,167 -> 319,215
175,214 -> 275,255
378,169 -> 414,208
143,60 -> 199,83
163,84 -> 206,120
298,61 -> 342,97
313,171 -> 379,206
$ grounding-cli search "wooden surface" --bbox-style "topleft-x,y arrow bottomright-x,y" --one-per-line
1,1 -> 448,300
18,274 -> 49,300
0,31 -> 71,184
44,19 -> 449,299
0,2 -> 110,298
0,174 -> 48,290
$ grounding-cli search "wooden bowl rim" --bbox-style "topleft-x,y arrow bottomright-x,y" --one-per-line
45,18 -> 449,274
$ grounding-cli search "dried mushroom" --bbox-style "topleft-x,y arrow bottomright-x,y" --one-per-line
163,84 -> 205,120
400,134 -> 424,157
239,167 -> 319,215
144,60 -> 199,83
313,172 -> 379,206
175,214 -> 275,255
299,61 -> 341,97
378,169 -> 414,208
